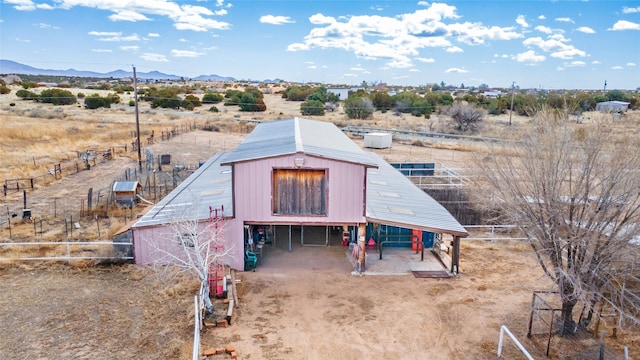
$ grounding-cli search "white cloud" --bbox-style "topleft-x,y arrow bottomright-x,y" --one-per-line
611,66 -> 623,70
260,15 -> 295,25
120,45 -> 139,51
538,15 -> 546,20
36,22 -> 59,29
564,61 -> 586,67
628,62 -> 637,67
608,20 -> 640,31
52,0 -> 231,32
622,6 -> 640,13
445,67 -> 468,73
309,13 -> 336,25
535,25 -> 553,34
15,38 -> 31,43
148,33 -> 160,37
415,57 -> 435,63
555,17 -> 574,23
343,73 -> 357,78
409,68 -> 420,72
307,65 -> 317,69
289,3 -> 521,69
93,33 -> 141,42
88,31 -> 121,36
108,10 -> 151,22
92,49 -> 113,53
591,60 -> 601,64
446,46 -> 463,53
140,53 -> 168,62
513,50 -> 545,63
556,66 -> 565,71
523,36 -> 586,59
171,49 -> 204,57
350,66 -> 366,71
516,15 -> 529,27
576,26 -> 595,34
6,0 -> 52,11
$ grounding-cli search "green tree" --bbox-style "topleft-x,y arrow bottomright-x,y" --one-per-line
16,89 -> 38,100
202,92 -> 224,104
300,99 -> 325,116
84,94 -> 112,109
283,85 -> 313,101
344,96 -> 374,119
182,94 -> 202,109
39,89 -> 77,105
370,91 -> 394,111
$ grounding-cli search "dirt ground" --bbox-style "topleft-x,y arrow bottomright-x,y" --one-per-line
1,88 -> 639,359
0,240 -> 546,360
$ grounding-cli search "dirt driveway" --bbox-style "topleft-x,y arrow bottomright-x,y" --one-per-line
0,240 -> 550,360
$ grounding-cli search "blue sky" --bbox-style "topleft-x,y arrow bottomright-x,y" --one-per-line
0,0 -> 639,89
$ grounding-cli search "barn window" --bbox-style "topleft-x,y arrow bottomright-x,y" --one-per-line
176,233 -> 195,248
273,169 -> 326,215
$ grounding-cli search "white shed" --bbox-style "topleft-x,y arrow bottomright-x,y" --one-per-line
364,132 -> 392,149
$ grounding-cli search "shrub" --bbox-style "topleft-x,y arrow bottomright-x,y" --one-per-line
209,106 -> 219,112
344,96 -> 374,119
300,99 -> 325,116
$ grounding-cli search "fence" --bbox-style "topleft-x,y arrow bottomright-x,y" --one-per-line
463,225 -> 528,241
497,325 -> 535,359
0,241 -> 133,263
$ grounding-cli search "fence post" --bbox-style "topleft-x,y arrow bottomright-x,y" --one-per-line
66,242 -> 71,264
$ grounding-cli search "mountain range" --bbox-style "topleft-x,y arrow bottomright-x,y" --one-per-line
0,59 -> 240,82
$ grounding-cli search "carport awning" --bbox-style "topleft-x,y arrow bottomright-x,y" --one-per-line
365,152 -> 468,238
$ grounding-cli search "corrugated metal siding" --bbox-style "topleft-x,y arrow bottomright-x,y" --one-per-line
234,154 -> 366,224
133,219 -> 244,270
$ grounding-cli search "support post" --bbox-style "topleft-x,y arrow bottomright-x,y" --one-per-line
451,236 -> 461,274
358,223 -> 366,272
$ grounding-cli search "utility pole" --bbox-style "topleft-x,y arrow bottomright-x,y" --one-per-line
603,80 -> 607,95
509,81 -> 515,126
133,65 -> 142,169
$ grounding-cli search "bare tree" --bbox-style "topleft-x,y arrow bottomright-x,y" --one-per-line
445,102 -> 485,132
477,109 -> 640,336
149,201 -> 231,313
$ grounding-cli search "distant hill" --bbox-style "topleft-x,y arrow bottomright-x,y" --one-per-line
0,59 -> 236,81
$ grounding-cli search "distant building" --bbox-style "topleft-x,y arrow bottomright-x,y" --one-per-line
595,101 -> 630,113
326,88 -> 351,100
482,90 -> 503,99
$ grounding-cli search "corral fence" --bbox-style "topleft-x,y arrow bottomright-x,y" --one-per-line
0,241 -> 132,263
527,290 -> 631,359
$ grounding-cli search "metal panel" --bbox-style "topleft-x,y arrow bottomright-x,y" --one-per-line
366,152 -> 468,237
221,118 -> 378,167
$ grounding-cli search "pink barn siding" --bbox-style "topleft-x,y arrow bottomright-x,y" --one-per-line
232,154 -> 367,224
133,220 -> 244,270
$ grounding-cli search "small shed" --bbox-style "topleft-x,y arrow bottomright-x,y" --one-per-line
112,181 -> 142,207
596,101 -> 630,113
364,132 -> 392,149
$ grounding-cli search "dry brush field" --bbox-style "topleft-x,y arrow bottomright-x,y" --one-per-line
1,84 -> 640,359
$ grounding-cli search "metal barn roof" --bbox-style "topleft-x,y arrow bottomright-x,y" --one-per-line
221,117 -> 378,167
112,181 -> 141,192
132,152 -> 233,228
365,152 -> 468,237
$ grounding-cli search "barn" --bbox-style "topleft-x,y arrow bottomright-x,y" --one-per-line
130,118 -> 468,273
